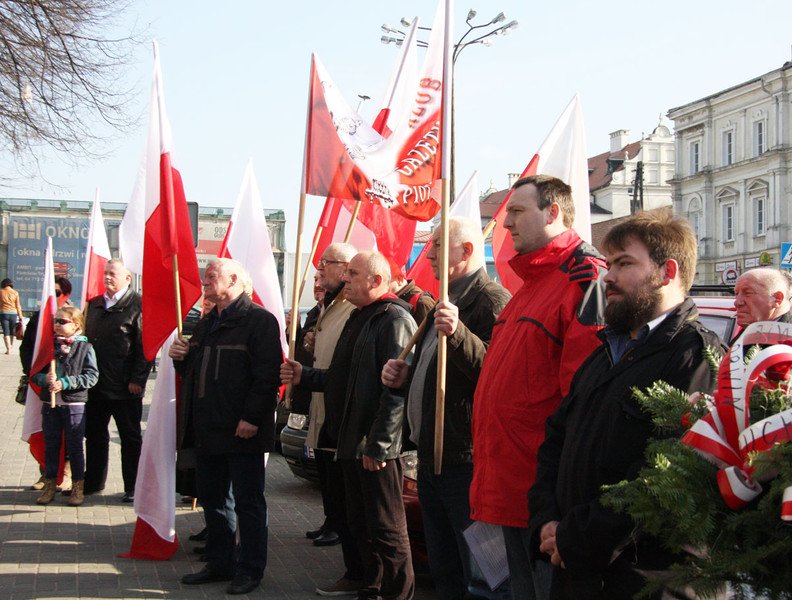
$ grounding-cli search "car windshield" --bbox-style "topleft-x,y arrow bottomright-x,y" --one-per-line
697,314 -> 734,343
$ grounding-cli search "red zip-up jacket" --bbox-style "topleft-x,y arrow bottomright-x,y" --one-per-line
470,229 -> 607,528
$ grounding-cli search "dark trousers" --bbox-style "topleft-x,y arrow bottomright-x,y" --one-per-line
196,452 -> 268,580
341,458 -> 414,600
316,448 -> 364,580
84,391 -> 142,493
503,526 -> 552,600
42,403 -> 86,480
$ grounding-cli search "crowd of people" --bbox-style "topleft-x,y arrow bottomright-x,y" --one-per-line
13,173 -> 792,599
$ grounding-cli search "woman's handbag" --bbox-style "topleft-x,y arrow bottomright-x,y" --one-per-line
14,320 -> 24,341
15,375 -> 28,405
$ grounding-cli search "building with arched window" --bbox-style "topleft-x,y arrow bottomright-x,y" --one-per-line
668,59 -> 792,284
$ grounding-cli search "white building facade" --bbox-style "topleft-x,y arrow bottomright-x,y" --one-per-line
589,125 -> 675,224
668,61 -> 792,284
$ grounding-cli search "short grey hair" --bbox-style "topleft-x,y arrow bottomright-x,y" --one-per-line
356,251 -> 392,287
207,258 -> 253,296
324,242 -> 357,263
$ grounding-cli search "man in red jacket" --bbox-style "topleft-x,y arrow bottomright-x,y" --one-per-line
470,175 -> 607,599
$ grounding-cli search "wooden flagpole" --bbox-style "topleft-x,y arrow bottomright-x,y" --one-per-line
343,201 -> 362,242
49,360 -> 57,408
482,217 -> 497,240
298,228 -> 323,300
172,255 -> 184,338
397,314 -> 429,361
285,192 -> 307,408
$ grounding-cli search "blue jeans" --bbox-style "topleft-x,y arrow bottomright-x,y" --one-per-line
196,453 -> 268,580
502,526 -> 553,600
41,403 -> 86,480
418,464 -> 511,600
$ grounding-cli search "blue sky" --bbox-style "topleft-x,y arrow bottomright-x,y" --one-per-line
1,0 -> 791,251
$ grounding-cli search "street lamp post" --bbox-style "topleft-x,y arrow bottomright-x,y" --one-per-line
381,9 -> 518,198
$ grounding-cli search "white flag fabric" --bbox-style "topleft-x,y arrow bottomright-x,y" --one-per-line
80,190 -> 112,310
219,161 -> 288,354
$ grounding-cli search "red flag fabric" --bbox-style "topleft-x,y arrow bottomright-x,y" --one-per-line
120,42 -> 202,360
303,3 -> 448,222
21,237 -> 58,470
80,191 -> 111,310
491,95 -> 591,294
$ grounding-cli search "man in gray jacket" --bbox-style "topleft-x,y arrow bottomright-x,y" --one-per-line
282,251 -> 417,600
382,217 -> 511,599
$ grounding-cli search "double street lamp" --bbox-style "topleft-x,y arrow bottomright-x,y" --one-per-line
380,9 -> 519,197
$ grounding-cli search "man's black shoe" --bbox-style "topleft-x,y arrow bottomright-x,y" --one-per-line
306,526 -> 324,540
181,566 -> 233,585
226,574 -> 260,595
192,546 -> 206,554
313,530 -> 341,547
189,527 -> 208,542
121,492 -> 134,503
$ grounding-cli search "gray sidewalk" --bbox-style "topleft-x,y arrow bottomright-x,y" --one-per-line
0,348 -> 435,599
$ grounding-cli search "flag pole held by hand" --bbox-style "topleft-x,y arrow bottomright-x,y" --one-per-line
49,359 -> 57,408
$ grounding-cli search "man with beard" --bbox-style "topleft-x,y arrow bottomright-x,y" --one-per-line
528,211 -> 725,599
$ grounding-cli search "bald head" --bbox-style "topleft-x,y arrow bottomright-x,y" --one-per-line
342,251 -> 391,308
427,216 -> 485,282
734,268 -> 792,326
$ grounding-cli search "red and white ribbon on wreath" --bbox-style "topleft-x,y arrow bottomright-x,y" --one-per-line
681,321 -> 792,521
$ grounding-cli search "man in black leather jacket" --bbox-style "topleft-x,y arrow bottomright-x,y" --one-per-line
382,217 -> 511,599
282,251 -> 417,600
83,260 -> 151,500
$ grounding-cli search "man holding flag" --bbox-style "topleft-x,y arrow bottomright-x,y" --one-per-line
470,176 -> 607,599
170,258 -> 282,596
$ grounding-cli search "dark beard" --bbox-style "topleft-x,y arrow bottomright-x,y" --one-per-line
604,273 -> 663,332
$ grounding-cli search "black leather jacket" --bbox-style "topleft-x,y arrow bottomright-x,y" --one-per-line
301,297 -> 417,461
85,290 -> 151,400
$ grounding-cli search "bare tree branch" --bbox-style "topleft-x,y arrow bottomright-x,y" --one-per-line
0,0 -> 140,181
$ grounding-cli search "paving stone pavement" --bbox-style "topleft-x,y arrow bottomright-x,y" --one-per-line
0,347 -> 436,599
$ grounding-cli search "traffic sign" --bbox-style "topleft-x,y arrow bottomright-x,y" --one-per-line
781,244 -> 792,268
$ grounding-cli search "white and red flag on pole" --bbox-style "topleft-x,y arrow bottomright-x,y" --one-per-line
311,20 -> 420,268
121,333 -> 179,560
407,171 -> 480,297
80,190 -> 111,310
118,41 -> 202,360
491,94 -> 590,293
218,160 -> 288,354
303,1 -> 448,222
119,40 -> 201,561
21,237 -> 57,472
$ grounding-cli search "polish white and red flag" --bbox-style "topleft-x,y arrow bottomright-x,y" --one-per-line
80,190 -> 111,310
120,41 -> 201,561
311,19 -> 420,268
490,94 -> 591,293
118,41 -> 202,360
303,0 -> 449,223
407,171 -> 480,297
21,237 -> 58,473
218,160 -> 288,354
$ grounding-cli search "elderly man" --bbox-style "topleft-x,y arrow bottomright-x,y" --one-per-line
733,267 -> 792,329
382,217 -> 511,599
282,251 -> 417,600
84,260 -> 151,501
528,212 -> 724,598
170,258 -> 281,595
470,175 -> 607,599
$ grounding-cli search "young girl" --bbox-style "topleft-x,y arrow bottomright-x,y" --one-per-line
33,306 -> 98,506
